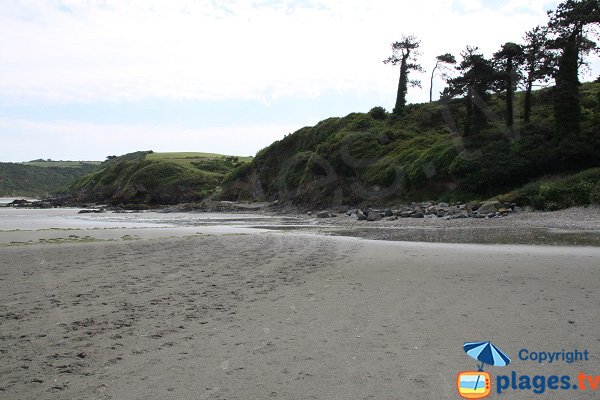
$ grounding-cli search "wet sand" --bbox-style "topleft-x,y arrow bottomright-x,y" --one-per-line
1,231 -> 599,399
0,208 -> 290,246
3,206 -> 600,247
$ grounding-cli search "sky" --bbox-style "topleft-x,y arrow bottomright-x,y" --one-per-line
1,0 -> 598,162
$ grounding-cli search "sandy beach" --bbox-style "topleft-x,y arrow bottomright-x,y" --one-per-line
1,211 -> 600,399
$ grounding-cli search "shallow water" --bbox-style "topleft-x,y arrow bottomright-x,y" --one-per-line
0,208 -> 294,231
1,207 -> 599,246
0,208 -> 292,245
326,225 -> 600,246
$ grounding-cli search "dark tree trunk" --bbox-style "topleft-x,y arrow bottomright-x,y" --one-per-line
523,74 -> 534,124
393,53 -> 410,115
429,62 -> 438,103
463,87 -> 474,137
554,33 -> 581,139
506,55 -> 514,129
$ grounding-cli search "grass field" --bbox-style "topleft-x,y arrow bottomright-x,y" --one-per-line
147,152 -> 252,163
22,160 -> 101,168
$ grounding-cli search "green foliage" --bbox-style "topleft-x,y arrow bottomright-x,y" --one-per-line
21,160 -> 101,168
70,151 -> 249,205
146,152 -> 252,164
384,35 -> 423,115
349,115 -> 373,131
443,46 -> 498,137
0,162 -> 99,197
547,0 -> 599,142
368,106 -> 387,120
500,168 -> 600,210
223,81 -> 600,206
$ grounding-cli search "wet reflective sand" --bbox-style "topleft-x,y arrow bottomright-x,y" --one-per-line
2,207 -> 599,247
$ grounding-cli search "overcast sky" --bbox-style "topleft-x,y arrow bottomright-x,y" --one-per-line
1,0 -> 598,162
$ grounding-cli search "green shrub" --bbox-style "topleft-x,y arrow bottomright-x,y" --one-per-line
368,106 -> 387,120
349,115 -> 373,131
508,168 -> 600,210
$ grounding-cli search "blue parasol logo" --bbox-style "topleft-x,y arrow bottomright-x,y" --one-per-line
458,341 -> 511,398
463,341 -> 511,371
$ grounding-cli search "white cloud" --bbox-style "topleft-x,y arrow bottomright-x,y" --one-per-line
2,0 -> 594,106
0,116 -> 298,161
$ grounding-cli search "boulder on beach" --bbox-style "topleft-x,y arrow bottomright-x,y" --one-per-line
367,212 -> 382,221
78,209 -> 105,214
7,199 -> 31,207
477,201 -> 500,215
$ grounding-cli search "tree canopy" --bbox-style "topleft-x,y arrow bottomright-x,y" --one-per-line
384,35 -> 423,115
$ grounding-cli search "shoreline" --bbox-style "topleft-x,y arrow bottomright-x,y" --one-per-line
2,205 -> 600,247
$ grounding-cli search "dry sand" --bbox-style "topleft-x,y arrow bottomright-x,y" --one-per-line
1,231 -> 599,399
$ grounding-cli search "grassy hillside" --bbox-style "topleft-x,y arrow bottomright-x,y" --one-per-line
0,161 -> 99,198
70,151 -> 251,205
21,159 -> 102,168
222,82 -> 600,206
147,152 -> 253,164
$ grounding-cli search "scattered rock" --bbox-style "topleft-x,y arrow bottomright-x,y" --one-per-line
446,206 -> 461,215
157,207 -> 179,213
316,211 -> 333,218
384,209 -> 394,217
477,201 -> 500,215
356,210 -> 367,221
456,211 -> 469,218
367,212 -> 382,221
78,209 -> 105,214
410,212 -> 424,218
8,199 -> 31,206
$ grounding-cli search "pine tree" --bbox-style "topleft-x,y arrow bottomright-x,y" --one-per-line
384,36 -> 423,115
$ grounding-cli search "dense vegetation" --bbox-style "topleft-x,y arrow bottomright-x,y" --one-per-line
0,161 -> 99,198
70,151 -> 250,205
498,167 -> 600,211
221,81 -> 600,207
221,0 -> 599,208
